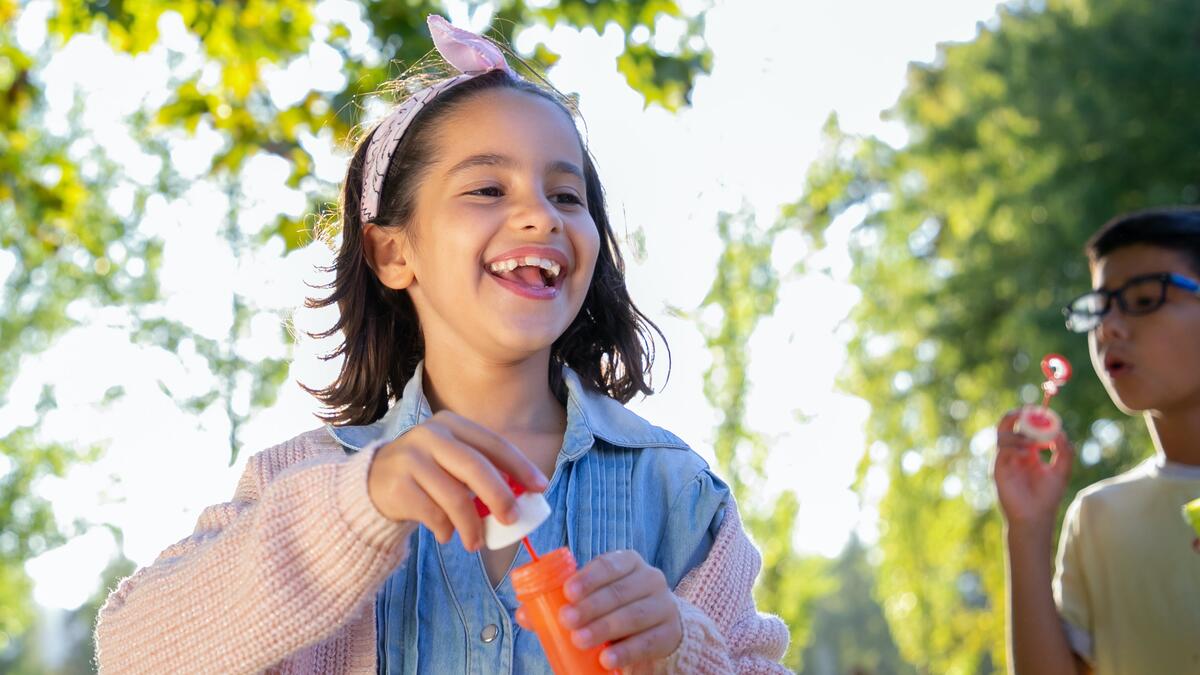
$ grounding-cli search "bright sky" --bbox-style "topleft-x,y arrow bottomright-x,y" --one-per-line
9,0 -> 1007,611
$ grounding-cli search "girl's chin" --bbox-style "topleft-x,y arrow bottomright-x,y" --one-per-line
487,323 -> 568,353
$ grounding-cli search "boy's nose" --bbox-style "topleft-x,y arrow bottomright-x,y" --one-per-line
1095,305 -> 1131,341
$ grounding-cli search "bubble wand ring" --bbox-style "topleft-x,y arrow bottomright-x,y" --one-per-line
1015,354 -> 1072,444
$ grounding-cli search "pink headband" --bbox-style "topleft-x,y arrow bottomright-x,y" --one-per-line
360,15 -> 515,224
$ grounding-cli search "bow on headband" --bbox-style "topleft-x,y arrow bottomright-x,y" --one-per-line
360,15 -> 515,224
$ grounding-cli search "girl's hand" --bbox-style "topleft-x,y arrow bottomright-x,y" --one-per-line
516,549 -> 682,671
992,409 -> 1074,532
367,410 -> 548,551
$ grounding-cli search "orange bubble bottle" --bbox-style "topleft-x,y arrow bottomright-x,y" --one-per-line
510,542 -> 616,675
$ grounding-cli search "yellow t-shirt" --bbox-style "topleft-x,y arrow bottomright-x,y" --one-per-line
1054,457 -> 1200,674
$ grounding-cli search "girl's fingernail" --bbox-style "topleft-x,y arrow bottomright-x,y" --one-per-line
565,581 -> 581,598
572,628 -> 592,647
600,649 -> 617,669
560,606 -> 579,626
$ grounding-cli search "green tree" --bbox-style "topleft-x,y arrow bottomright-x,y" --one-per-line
800,537 -> 914,675
696,207 -> 835,671
0,0 -> 713,664
791,0 -> 1200,671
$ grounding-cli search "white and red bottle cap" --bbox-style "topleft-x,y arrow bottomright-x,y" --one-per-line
473,476 -> 551,550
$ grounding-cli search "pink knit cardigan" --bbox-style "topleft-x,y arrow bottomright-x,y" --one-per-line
95,429 -> 791,674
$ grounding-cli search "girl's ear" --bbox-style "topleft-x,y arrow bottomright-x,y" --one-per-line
363,223 -> 416,290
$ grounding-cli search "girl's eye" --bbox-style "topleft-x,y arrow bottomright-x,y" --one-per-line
468,186 -> 503,197
552,192 -> 583,206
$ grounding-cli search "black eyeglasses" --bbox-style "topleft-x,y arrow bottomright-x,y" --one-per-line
1063,272 -> 1200,333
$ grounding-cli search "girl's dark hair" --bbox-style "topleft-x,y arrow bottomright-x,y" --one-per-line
307,68 -> 666,426
1087,206 -> 1200,274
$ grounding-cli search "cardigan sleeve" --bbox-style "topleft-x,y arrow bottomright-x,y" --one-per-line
94,433 -> 416,674
657,501 -> 792,674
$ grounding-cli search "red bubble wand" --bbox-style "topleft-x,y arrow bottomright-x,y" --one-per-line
1016,354 -> 1072,443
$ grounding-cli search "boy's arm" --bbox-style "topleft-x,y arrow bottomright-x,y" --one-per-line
993,411 -> 1090,675
660,503 -> 792,674
1005,523 -> 1091,675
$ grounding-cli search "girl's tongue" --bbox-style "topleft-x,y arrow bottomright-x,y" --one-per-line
498,266 -> 548,288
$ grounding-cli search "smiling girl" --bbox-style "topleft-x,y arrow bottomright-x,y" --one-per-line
94,17 -> 790,674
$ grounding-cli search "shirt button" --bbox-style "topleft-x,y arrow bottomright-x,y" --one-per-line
480,624 -> 499,643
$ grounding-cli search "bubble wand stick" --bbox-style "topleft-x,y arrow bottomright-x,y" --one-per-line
1015,354 -> 1073,444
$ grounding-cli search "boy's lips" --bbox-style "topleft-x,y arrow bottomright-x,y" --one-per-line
1104,354 -> 1131,377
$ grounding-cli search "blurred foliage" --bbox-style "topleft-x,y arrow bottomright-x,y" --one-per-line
800,537 -> 914,675
0,425 -> 99,652
0,0 -> 712,667
0,549 -> 135,674
790,0 -> 1200,671
696,208 -> 835,671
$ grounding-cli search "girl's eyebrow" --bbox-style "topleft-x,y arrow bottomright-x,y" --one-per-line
444,153 -> 584,180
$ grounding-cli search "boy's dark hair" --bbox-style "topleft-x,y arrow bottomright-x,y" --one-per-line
1087,207 -> 1200,274
306,68 -> 665,426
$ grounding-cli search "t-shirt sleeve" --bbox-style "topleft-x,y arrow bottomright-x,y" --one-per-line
1053,494 -> 1095,665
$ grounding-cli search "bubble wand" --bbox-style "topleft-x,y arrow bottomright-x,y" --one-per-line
1015,354 -> 1072,443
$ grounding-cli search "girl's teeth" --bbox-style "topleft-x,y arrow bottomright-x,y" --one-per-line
486,256 -> 562,278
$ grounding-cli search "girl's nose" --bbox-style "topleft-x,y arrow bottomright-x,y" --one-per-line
511,193 -> 563,234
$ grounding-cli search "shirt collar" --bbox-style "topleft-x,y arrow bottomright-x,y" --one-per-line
325,362 -> 689,456
1150,454 -> 1200,481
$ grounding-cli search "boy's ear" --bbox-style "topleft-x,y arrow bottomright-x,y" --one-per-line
362,223 -> 415,290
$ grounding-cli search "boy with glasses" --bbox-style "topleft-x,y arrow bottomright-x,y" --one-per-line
993,208 -> 1200,675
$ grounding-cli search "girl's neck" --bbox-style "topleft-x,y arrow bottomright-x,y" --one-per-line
420,349 -> 566,437
1145,406 -> 1200,466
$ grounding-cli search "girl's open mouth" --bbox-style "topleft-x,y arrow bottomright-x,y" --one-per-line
485,255 -> 565,300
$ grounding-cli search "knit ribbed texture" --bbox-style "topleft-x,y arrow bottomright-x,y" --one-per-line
663,505 -> 792,673
95,429 -> 790,674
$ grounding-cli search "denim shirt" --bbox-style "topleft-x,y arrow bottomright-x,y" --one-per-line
326,363 -> 731,675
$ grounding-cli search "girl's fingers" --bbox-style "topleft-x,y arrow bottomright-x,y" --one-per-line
598,620 -> 681,670
397,473 -> 454,543
436,412 -> 549,492
571,594 -> 664,648
565,549 -> 641,603
410,453 -> 485,550
561,566 -> 660,629
429,433 -> 521,525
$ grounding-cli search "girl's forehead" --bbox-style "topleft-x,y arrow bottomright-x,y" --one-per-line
433,88 -> 583,166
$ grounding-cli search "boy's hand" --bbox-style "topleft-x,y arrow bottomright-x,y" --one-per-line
366,410 -> 548,551
515,549 -> 682,670
993,409 -> 1074,532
